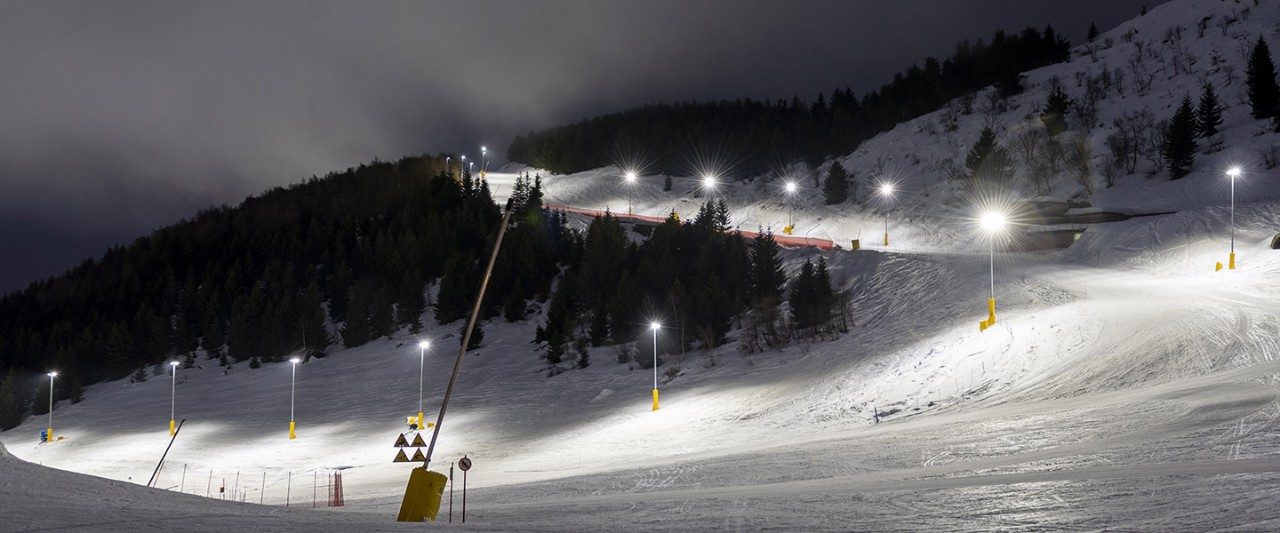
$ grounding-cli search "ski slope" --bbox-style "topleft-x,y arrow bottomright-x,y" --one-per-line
4,0 -> 1280,529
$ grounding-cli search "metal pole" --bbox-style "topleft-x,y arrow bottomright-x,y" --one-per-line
423,204 -> 514,469
418,346 -> 425,416
170,365 -> 177,431
1230,175 -> 1236,254
989,238 -> 995,299
260,471 -> 266,504
180,463 -> 187,492
290,364 -> 296,423
286,471 -> 291,507
652,328 -> 658,390
462,469 -> 467,523
449,462 -> 454,523
48,374 -> 54,431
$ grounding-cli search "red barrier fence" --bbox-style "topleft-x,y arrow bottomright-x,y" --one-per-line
545,203 -> 835,250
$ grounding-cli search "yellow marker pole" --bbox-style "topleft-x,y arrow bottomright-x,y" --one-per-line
46,372 -> 56,442
883,212 -> 890,247
289,359 -> 299,440
651,326 -> 660,411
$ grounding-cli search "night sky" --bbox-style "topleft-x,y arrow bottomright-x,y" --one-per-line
0,0 -> 1151,293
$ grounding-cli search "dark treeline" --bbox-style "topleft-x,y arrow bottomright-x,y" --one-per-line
533,200 -> 841,373
0,155 -> 571,429
508,26 -> 1070,177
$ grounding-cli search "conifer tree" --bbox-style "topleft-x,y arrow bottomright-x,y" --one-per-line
1040,83 -> 1072,136
1196,84 -> 1223,137
663,175 -> 673,192
1162,96 -> 1198,179
965,127 -> 1013,184
461,321 -> 483,351
1247,36 -> 1279,120
301,296 -> 329,359
341,286 -> 371,348
0,369 -> 22,430
749,230 -> 787,307
823,162 -> 850,204
1087,22 -> 1099,42
435,253 -> 473,325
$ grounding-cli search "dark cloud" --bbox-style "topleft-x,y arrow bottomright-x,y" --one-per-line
0,0 -> 1151,292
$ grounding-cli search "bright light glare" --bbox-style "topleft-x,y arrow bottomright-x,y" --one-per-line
418,340 -> 430,350
784,181 -> 797,194
624,171 -> 638,183
169,361 -> 180,367
47,371 -> 58,378
1227,166 -> 1242,178
289,357 -> 301,364
649,321 -> 661,331
481,146 -> 487,153
979,211 -> 1008,232
702,175 -> 717,189
879,183 -> 894,196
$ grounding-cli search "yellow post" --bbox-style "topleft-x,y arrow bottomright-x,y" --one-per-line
1215,261 -> 1223,272
46,427 -> 53,442
169,419 -> 176,436
986,297 -> 997,327
1229,252 -> 1236,270
652,388 -> 660,411
397,467 -> 448,522
883,232 -> 889,247
416,411 -> 424,429
289,420 -> 296,440
783,224 -> 794,236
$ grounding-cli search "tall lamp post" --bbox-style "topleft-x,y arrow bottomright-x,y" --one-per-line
169,361 -> 180,435
417,340 -> 430,429
1227,166 -> 1241,270
288,357 -> 301,440
784,181 -> 798,234
878,183 -> 894,246
649,322 -> 661,411
480,146 -> 488,180
624,170 -> 638,215
46,371 -> 57,441
978,211 -> 1008,331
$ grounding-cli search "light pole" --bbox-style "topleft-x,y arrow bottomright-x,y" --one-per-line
480,146 -> 488,180
460,155 -> 466,180
169,361 -> 180,435
878,183 -> 895,247
978,211 -> 1008,331
649,322 -> 661,411
784,181 -> 797,234
417,340 -> 430,429
1227,166 -> 1241,270
46,371 -> 57,441
289,357 -> 301,440
624,170 -> 638,215
445,156 -> 452,178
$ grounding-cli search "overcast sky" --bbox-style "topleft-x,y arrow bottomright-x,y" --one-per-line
0,0 -> 1152,293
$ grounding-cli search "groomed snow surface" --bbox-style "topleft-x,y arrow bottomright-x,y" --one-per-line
6,0 -> 1280,529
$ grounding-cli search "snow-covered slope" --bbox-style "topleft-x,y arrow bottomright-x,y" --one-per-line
5,0 -> 1280,529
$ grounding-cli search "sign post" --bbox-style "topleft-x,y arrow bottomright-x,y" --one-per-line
459,455 -> 472,523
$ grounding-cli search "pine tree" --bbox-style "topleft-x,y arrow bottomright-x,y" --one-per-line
1087,22 -> 1099,42
1163,96 -> 1198,179
749,230 -> 787,307
965,127 -> 1013,184
790,260 -> 817,329
1040,83 -> 1072,136
663,175 -> 673,192
822,161 -> 850,204
248,356 -> 261,369
0,369 -> 22,430
1247,36 -> 1279,120
1196,84 -> 1224,137
341,285 -> 371,348
368,288 -> 394,339
574,338 -> 590,368
435,253 -> 473,325
301,296 -> 329,359
131,364 -> 148,383
461,321 -> 483,351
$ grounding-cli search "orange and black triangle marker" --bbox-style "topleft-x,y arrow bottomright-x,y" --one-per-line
393,449 -> 410,462
394,433 -> 410,448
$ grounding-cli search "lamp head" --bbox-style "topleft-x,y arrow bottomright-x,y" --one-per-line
624,171 -> 637,183
702,175 -> 717,189
418,340 -> 430,350
47,371 -> 58,378
170,361 -> 180,367
649,321 -> 661,331
979,211 -> 1008,232
1227,166 -> 1242,179
879,183 -> 894,196
289,357 -> 301,364
784,181 -> 797,194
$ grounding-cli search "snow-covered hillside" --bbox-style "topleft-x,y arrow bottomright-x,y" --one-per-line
5,0 -> 1280,529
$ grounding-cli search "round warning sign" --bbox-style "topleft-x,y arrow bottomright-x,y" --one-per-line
458,456 -> 472,471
